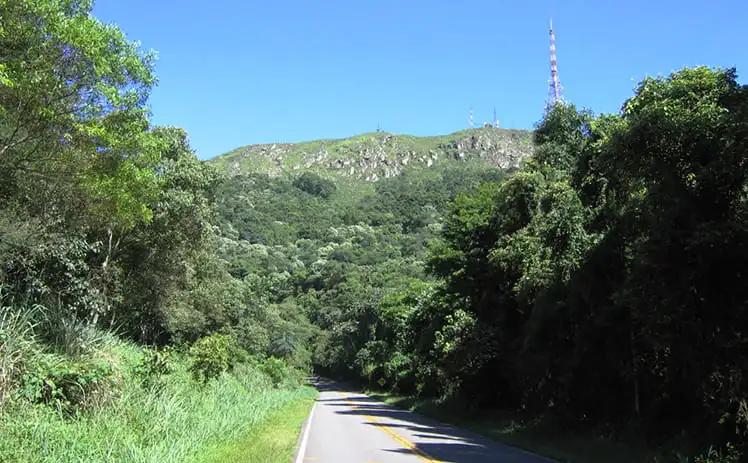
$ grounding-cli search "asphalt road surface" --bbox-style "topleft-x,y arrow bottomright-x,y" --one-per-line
297,378 -> 558,463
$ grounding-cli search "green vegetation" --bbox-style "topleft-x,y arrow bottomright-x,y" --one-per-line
0,1 -> 312,460
195,394 -> 317,463
211,126 -> 533,181
1,341 -> 312,462
211,66 -> 748,463
2,1 -> 746,463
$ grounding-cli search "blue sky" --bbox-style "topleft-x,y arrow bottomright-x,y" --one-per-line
93,0 -> 747,160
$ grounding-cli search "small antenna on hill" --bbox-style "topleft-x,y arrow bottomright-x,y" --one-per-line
493,107 -> 499,128
469,107 -> 475,128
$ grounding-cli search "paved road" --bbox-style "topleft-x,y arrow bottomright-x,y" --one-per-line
297,378 -> 557,463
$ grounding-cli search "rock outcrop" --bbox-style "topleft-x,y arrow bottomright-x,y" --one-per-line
212,127 -> 534,181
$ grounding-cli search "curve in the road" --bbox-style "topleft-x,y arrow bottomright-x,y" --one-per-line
299,378 -> 558,463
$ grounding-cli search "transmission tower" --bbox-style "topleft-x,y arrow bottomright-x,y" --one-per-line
545,18 -> 566,114
469,107 -> 475,128
493,107 -> 499,128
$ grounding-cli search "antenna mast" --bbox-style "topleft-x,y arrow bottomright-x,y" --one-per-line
545,18 -> 566,114
493,107 -> 499,128
469,107 -> 475,128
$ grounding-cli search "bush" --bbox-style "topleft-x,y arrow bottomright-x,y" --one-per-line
20,352 -> 118,415
189,333 -> 247,383
259,356 -> 302,389
692,443 -> 742,463
133,346 -> 176,390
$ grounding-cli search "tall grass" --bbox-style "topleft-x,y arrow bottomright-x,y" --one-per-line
0,337 -> 315,462
195,395 -> 317,463
0,299 -> 40,406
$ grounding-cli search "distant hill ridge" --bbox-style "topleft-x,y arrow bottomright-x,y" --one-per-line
210,127 -> 535,181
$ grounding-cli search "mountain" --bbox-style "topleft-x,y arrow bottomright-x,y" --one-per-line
209,127 -> 534,181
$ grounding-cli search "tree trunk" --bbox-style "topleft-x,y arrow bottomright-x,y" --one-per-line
630,313 -> 641,420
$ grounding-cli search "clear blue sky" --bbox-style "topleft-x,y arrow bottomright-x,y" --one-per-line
93,0 -> 746,160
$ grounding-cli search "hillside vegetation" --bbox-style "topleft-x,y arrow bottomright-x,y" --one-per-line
211,127 -> 533,181
211,67 -> 748,463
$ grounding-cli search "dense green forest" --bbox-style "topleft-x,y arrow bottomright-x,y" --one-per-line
2,1 -> 747,462
211,68 -> 748,461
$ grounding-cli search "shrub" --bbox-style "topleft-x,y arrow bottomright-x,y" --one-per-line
260,356 -> 302,389
693,443 -> 742,463
133,346 -> 176,390
20,353 -> 117,415
189,333 -> 247,383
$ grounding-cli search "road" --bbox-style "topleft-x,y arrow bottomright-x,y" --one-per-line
297,378 -> 557,463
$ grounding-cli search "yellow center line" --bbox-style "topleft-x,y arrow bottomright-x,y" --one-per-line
338,392 -> 442,463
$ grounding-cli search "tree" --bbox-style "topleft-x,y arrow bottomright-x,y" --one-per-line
0,0 -> 159,231
0,0 -> 161,326
292,172 -> 337,199
114,127 -> 221,343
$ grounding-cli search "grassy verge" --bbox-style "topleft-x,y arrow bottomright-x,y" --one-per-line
195,392 -> 317,463
363,390 -> 670,463
0,336 -> 314,463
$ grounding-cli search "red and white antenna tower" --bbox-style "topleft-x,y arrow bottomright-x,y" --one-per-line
545,18 -> 566,113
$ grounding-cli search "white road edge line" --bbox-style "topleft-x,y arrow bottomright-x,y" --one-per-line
294,401 -> 317,463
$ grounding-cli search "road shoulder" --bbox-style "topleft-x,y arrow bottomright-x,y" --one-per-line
196,393 -> 317,463
362,389 -> 661,463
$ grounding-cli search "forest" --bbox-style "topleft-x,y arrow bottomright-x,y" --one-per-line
2,1 -> 747,462
213,66 -> 748,461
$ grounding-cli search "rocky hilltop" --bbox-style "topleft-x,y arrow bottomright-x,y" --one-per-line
210,127 -> 534,181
